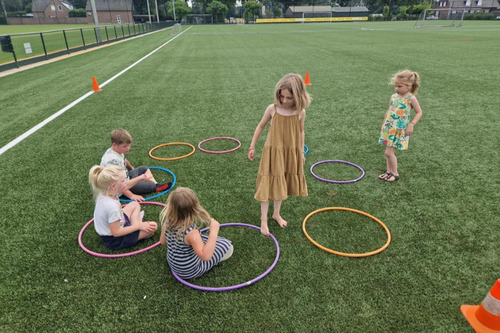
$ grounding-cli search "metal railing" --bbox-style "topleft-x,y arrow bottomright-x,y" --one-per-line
0,21 -> 175,72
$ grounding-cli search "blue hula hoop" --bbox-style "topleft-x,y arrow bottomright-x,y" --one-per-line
120,166 -> 176,203
304,144 -> 309,156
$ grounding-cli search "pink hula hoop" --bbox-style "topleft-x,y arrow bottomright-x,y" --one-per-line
197,137 -> 241,154
78,201 -> 166,258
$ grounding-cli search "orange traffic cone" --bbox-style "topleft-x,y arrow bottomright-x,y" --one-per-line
92,77 -> 102,92
461,278 -> 500,333
304,71 -> 312,86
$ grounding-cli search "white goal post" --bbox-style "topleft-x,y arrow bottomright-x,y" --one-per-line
171,23 -> 182,35
414,8 -> 465,28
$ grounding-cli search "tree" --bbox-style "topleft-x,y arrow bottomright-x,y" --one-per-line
68,0 -> 87,9
206,0 -> 228,22
383,5 -> 390,20
4,0 -> 22,11
168,0 -> 191,19
243,0 -> 262,22
272,6 -> 281,18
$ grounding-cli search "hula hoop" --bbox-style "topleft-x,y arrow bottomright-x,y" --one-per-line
78,201 -> 166,258
149,142 -> 196,161
310,160 -> 365,184
197,137 -> 242,154
120,166 -> 176,203
171,223 -> 280,291
304,144 -> 309,156
302,207 -> 391,257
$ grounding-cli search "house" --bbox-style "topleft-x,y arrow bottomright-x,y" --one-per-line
332,6 -> 369,17
85,0 -> 134,24
32,0 -> 74,22
285,5 -> 369,18
434,0 -> 500,14
285,6 -> 334,18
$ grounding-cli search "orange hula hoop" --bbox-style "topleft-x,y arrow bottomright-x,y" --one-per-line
302,207 -> 391,257
149,142 -> 196,161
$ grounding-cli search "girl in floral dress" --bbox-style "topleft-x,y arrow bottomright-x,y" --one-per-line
378,70 -> 423,182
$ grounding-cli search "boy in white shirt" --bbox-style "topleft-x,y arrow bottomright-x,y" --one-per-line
100,129 -> 171,201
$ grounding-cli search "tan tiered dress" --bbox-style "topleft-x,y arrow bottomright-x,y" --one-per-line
254,108 -> 308,202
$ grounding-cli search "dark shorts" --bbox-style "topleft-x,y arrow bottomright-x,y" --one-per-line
128,166 -> 156,195
99,214 -> 140,250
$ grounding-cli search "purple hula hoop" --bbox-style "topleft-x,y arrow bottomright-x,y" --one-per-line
310,160 -> 365,184
78,201 -> 166,258
197,137 -> 241,154
171,223 -> 280,292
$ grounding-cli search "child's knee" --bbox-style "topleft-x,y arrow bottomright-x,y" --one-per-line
221,244 -> 234,262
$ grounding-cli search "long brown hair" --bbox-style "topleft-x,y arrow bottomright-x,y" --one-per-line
274,73 -> 312,112
160,187 -> 211,238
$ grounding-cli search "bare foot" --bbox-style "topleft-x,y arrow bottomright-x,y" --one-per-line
272,214 -> 288,228
260,220 -> 269,236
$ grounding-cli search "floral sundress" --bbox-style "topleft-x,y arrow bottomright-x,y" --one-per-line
378,93 -> 414,150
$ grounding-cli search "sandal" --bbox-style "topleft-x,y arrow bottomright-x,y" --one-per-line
378,172 -> 390,180
384,173 -> 399,182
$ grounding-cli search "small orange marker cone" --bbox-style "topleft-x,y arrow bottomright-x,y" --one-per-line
92,77 -> 102,92
304,71 -> 312,86
461,278 -> 500,333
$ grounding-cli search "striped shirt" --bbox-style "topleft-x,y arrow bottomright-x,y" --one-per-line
166,224 -> 232,280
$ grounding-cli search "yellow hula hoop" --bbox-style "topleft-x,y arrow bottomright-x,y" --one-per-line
149,142 -> 196,161
302,207 -> 391,257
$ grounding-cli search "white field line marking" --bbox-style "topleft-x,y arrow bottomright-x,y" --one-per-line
0,26 -> 192,157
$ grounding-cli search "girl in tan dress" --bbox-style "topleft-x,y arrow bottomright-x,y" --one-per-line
248,74 -> 312,236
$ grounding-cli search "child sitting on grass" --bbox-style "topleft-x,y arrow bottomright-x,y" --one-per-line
89,165 -> 158,250
100,129 -> 171,201
159,187 -> 233,280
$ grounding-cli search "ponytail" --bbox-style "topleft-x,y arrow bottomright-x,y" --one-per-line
88,165 -> 126,198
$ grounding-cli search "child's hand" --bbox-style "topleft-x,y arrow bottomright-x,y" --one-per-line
248,147 -> 255,161
130,194 -> 145,202
406,123 -> 415,136
138,174 -> 153,182
209,218 -> 220,232
141,221 -> 157,233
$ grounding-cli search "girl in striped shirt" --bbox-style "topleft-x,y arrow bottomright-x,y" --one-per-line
159,187 -> 233,280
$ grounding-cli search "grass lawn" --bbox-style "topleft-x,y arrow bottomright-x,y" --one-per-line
1,21 -> 499,332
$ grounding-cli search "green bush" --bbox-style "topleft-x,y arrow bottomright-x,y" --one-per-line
464,12 -> 494,20
7,10 -> 26,17
69,8 -> 86,17
0,16 -> 6,24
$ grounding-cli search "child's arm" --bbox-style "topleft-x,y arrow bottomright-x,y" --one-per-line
406,96 -> 423,136
121,174 -> 152,201
125,159 -> 133,170
381,100 -> 391,130
159,222 -> 167,247
108,219 -> 155,237
248,105 -> 273,161
185,218 -> 220,261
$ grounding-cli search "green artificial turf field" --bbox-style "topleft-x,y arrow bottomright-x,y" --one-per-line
1,21 -> 499,332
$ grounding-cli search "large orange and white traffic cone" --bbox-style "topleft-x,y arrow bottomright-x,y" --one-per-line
461,278 -> 500,333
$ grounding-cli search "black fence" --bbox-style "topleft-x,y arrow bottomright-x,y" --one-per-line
0,21 -> 175,72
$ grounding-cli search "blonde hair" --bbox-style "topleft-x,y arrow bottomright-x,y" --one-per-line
160,187 -> 211,238
391,70 -> 420,94
274,73 -> 312,112
88,165 -> 126,198
110,129 -> 132,145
